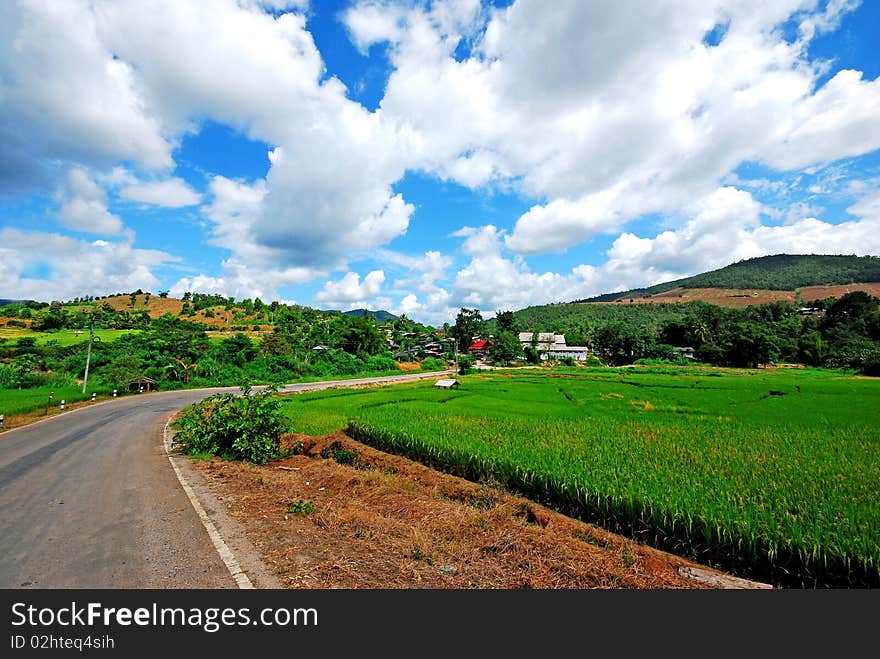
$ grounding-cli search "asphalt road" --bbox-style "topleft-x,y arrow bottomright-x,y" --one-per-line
0,371 -> 451,588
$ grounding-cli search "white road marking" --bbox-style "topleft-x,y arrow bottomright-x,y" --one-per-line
163,418 -> 254,589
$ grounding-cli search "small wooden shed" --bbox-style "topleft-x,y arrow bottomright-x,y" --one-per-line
434,378 -> 459,389
129,376 -> 157,392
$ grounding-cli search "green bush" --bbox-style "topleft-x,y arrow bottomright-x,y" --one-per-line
420,357 -> 448,372
457,354 -> 476,375
171,384 -> 287,464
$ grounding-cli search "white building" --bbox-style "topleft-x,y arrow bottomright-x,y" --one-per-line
518,332 -> 590,361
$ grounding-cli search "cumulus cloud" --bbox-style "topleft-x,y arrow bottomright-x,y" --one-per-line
2,0 -> 879,316
375,248 -> 455,324
442,185 -> 880,321
167,175 -> 325,301
351,0 -> 880,257
588,186 -> 880,295
2,0 -> 419,272
88,1 -> 417,268
315,270 -> 386,309
56,167 -> 124,235
0,1 -> 172,188
0,228 -> 175,300
168,260 -> 315,303
452,225 -> 581,312
119,178 -> 202,207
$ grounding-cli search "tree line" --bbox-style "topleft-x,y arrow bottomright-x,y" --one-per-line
466,292 -> 880,374
0,298 -> 441,393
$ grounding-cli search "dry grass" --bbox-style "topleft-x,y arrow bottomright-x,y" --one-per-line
589,283 -> 880,308
100,294 -> 183,318
798,283 -> 880,302
188,431 -> 769,589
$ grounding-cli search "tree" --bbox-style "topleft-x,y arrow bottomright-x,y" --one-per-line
218,333 -> 259,366
718,321 -> 776,368
158,290 -> 169,298
106,355 -> 142,391
259,331 -> 291,356
489,331 -> 523,365
591,322 -> 655,365
452,308 -> 483,352
495,310 -> 517,333
339,316 -> 385,356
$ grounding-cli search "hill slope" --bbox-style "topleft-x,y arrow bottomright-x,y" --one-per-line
342,309 -> 398,323
577,254 -> 880,302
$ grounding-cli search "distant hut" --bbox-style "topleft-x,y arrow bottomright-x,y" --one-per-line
434,379 -> 459,389
129,376 -> 157,392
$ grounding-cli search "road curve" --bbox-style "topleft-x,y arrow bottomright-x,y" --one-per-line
0,371 -> 452,588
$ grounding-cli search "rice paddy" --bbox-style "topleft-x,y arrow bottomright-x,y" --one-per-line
278,366 -> 880,587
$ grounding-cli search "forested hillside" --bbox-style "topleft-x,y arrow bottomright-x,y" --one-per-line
578,254 -> 880,302
481,292 -> 880,373
0,294 -> 442,397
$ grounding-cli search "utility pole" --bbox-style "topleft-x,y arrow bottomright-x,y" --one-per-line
82,314 -> 94,394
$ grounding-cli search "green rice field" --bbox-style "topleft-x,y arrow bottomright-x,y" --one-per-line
0,385 -> 112,417
278,366 -> 880,587
0,328 -> 139,346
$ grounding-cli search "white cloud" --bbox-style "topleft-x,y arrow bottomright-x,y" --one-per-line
439,186 -> 880,320
119,178 -> 202,207
376,248 -> 455,324
56,167 -> 124,235
591,186 -> 880,293
315,270 -> 386,309
354,0 -> 879,257
3,0 -> 420,271
3,0 -> 879,317
0,228 -> 175,300
452,225 -> 581,312
343,2 -> 408,54
0,1 -> 172,189
759,70 -> 880,171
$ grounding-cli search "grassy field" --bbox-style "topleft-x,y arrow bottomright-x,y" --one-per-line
277,365 -> 880,587
0,328 -> 139,346
0,385 -> 113,417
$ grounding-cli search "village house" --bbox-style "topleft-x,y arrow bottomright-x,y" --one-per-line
518,332 -> 590,361
673,346 -> 696,359
467,338 -> 493,359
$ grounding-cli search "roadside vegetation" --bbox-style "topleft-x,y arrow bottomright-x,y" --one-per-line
0,294 -> 449,418
171,385 -> 287,464
277,368 -> 880,588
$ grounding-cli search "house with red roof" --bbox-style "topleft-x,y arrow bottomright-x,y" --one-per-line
467,338 -> 493,359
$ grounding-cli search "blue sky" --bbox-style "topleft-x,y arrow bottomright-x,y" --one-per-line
1,0 -> 879,325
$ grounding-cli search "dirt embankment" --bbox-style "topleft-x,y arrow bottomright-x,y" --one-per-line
189,432 -> 770,589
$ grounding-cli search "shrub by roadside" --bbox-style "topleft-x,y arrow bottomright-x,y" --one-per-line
171,384 -> 287,464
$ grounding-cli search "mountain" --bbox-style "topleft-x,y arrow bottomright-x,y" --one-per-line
575,254 -> 880,303
0,299 -> 25,307
343,309 -> 399,323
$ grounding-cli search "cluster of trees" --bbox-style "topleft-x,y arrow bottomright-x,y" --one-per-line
0,298 -> 444,393
472,292 -> 880,372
